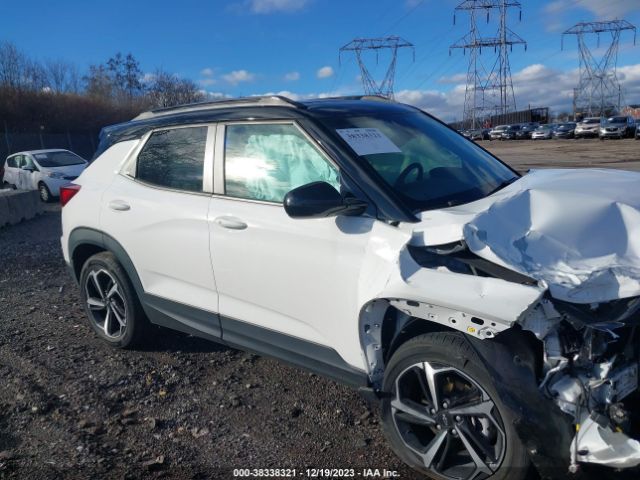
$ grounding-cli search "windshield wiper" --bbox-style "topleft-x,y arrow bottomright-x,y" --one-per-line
486,176 -> 519,196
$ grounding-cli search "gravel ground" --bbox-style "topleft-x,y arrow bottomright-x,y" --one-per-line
0,211 -> 423,479
2,139 -> 640,479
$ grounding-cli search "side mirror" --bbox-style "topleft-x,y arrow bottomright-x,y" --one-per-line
284,181 -> 368,219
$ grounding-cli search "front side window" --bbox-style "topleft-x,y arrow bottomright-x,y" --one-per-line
136,126 -> 207,192
224,123 -> 339,203
320,111 -> 518,212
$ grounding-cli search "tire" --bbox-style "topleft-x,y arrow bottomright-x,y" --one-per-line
38,182 -> 52,202
380,332 -> 531,480
79,251 -> 149,348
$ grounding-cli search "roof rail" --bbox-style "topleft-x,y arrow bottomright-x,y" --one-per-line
133,95 -> 305,121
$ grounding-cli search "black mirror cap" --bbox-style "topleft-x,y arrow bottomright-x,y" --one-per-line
284,181 -> 367,219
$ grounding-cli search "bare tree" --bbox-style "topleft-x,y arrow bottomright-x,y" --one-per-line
46,59 -> 80,93
0,41 -> 27,89
147,70 -> 205,108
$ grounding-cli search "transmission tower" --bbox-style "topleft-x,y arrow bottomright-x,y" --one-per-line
450,0 -> 526,128
562,20 -> 636,117
339,36 -> 414,99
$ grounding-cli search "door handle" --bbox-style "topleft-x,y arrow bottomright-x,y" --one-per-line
214,216 -> 247,230
108,200 -> 130,211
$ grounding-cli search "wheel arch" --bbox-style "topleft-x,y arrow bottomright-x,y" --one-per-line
68,228 -> 145,300
358,297 -> 544,390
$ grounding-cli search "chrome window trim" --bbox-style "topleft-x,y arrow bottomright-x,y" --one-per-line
212,120 -> 340,203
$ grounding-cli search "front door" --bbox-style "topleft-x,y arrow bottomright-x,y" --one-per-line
208,121 -> 373,369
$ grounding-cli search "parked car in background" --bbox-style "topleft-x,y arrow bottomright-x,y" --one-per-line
574,117 -> 601,138
489,124 -> 508,140
531,124 -> 556,140
516,123 -> 539,139
501,124 -> 522,140
2,149 -> 88,202
599,116 -> 636,139
636,123 -> 640,139
553,122 -> 577,139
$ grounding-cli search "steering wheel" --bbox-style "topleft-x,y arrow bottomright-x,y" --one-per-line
394,162 -> 424,188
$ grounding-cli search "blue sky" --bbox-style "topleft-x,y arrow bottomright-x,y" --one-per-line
1,0 -> 639,120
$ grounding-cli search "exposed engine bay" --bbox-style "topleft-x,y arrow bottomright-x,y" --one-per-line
405,241 -> 640,473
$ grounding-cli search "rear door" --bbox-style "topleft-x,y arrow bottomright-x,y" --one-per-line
100,124 -> 221,337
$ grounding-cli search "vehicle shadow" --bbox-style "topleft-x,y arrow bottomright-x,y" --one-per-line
137,327 -> 232,355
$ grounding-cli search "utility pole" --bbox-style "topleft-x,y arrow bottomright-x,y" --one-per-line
450,0 -> 526,128
339,36 -> 414,99
562,20 -> 636,116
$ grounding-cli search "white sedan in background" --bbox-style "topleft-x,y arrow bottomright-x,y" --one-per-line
2,149 -> 88,202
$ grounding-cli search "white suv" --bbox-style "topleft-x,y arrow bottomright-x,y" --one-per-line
61,96 -> 640,479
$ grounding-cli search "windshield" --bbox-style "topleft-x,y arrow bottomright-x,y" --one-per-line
321,111 -> 518,212
493,126 -> 507,131
33,151 -> 85,167
607,117 -> 626,124
582,118 -> 600,124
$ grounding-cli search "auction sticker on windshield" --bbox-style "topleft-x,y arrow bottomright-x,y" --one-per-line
336,128 -> 401,156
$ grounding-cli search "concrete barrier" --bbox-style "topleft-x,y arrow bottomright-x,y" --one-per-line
0,189 -> 45,228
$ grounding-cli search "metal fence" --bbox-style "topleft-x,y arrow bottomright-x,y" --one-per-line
0,130 -> 98,161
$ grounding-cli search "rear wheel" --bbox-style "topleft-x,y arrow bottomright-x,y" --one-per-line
381,333 -> 530,480
79,252 -> 149,348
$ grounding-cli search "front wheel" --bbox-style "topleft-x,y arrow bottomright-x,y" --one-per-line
38,182 -> 52,202
380,333 -> 530,480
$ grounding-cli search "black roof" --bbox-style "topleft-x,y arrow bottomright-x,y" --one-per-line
93,96 -> 419,159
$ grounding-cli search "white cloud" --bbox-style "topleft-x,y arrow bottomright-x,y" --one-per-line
242,0 -> 310,14
222,69 -> 256,85
545,0 -> 637,21
394,62 -> 640,122
284,71 -> 300,81
438,73 -> 467,84
199,78 -> 217,87
201,67 -> 214,77
316,66 -> 334,79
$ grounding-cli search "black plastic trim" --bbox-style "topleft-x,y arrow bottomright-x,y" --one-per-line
220,315 -> 369,388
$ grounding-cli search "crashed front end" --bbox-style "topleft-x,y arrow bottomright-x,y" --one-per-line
373,169 -> 640,475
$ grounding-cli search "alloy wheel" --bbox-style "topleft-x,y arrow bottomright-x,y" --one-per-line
390,361 -> 506,480
84,268 -> 127,339
39,184 -> 49,202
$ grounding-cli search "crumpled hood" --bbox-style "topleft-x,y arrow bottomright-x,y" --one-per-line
408,168 -> 640,304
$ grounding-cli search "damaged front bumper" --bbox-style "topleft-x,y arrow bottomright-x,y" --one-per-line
521,297 -> 640,473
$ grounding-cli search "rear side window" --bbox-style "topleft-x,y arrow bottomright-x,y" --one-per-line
136,127 -> 207,192
7,155 -> 20,168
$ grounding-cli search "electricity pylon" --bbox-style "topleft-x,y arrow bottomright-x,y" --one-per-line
562,20 -> 636,116
450,0 -> 526,128
339,36 -> 414,99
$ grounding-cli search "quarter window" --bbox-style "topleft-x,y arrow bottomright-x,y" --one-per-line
224,123 -> 339,203
136,126 -> 207,192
